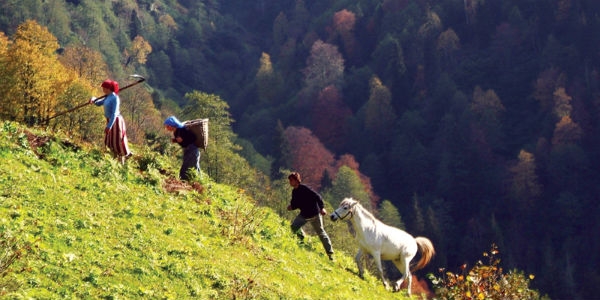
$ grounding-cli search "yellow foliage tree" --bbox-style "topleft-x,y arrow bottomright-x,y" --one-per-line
364,76 -> 396,136
0,32 -> 12,119
552,115 -> 582,145
509,150 -> 542,210
552,87 -> 572,119
255,52 -> 283,104
1,20 -> 72,125
130,35 -> 152,65
51,78 -> 104,142
58,45 -> 108,84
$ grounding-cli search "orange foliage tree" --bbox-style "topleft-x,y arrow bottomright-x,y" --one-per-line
283,126 -> 335,191
332,9 -> 358,62
552,115 -> 582,145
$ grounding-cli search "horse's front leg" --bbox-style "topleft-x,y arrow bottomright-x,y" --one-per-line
355,249 -> 364,278
372,251 -> 390,290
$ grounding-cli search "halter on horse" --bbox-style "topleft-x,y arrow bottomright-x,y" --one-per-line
330,197 -> 435,295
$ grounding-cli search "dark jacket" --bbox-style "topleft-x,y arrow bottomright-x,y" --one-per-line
174,127 -> 197,148
290,184 -> 324,218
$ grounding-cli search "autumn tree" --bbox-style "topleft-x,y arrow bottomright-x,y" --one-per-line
50,78 -> 104,142
58,45 -> 108,84
361,76 -> 397,150
508,150 -> 542,210
283,126 -> 335,191
552,115 -> 582,145
311,85 -> 352,152
302,40 -> 344,97
255,52 -> 283,105
436,28 -> 460,70
418,10 -> 443,40
120,83 -> 161,144
124,35 -> 152,70
552,87 -> 572,119
0,20 -> 72,125
0,32 -> 10,101
332,9 -> 358,63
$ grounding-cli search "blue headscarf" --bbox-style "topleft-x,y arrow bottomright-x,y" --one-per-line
164,116 -> 185,129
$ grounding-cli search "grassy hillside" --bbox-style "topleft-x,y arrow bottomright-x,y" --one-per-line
0,121 -> 419,299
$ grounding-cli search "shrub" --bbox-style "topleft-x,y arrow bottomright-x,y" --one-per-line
429,244 -> 547,300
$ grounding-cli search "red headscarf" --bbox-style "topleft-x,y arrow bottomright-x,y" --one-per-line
101,79 -> 119,94
111,80 -> 119,94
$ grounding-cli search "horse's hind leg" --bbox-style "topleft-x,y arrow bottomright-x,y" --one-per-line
392,257 -> 412,295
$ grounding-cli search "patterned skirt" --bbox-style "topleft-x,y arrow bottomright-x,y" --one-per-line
104,115 -> 131,157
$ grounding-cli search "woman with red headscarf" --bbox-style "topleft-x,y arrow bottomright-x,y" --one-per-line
90,79 -> 132,164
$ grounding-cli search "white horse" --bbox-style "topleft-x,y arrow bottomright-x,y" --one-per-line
330,197 -> 435,295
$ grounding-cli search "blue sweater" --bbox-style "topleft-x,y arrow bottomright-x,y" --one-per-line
94,92 -> 120,129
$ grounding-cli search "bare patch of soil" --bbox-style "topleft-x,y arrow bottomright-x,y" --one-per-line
163,177 -> 204,194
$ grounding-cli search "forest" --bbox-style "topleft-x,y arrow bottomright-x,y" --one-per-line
0,0 -> 599,299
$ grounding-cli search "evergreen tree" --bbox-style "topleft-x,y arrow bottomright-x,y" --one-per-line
378,199 -> 405,229
323,165 -> 370,209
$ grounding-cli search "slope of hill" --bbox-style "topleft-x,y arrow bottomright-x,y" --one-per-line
0,121 -> 416,299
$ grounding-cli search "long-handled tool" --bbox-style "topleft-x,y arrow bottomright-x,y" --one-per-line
46,74 -> 146,122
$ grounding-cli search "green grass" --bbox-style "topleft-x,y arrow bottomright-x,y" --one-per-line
0,121 -> 418,299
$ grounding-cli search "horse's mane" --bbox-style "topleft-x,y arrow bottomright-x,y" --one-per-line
343,198 -> 377,222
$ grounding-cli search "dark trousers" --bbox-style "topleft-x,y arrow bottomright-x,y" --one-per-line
180,144 -> 200,180
291,214 -> 333,255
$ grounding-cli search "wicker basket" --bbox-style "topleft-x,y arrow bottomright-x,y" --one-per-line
183,118 -> 209,150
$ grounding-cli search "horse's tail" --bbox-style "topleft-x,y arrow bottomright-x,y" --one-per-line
411,237 -> 435,272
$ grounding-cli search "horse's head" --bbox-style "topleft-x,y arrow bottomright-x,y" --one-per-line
330,198 -> 358,221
